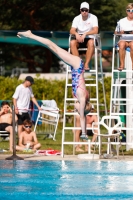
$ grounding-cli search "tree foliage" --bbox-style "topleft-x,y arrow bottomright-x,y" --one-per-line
0,0 -> 129,73
91,0 -> 128,31
0,76 -> 111,112
0,0 -> 129,31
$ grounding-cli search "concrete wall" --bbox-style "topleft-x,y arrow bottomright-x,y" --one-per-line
19,73 -> 112,80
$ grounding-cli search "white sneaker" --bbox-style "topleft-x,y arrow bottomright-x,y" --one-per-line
48,134 -> 53,139
4,137 -> 9,141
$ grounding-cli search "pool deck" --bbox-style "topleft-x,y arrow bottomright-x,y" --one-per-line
0,153 -> 133,161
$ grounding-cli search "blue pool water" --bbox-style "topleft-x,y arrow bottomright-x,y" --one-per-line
0,160 -> 133,200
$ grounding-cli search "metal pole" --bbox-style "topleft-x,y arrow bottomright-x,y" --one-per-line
6,105 -> 23,160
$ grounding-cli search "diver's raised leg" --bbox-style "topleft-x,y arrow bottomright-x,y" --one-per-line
17,30 -> 81,69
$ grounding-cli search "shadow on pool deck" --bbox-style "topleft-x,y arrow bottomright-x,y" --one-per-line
0,153 -> 133,161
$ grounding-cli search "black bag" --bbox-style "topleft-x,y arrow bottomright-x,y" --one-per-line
120,132 -> 126,142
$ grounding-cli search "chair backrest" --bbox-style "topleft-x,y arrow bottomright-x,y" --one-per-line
42,100 -> 57,109
100,115 -> 122,133
92,115 -> 122,135
34,104 -> 59,140
41,105 -> 59,116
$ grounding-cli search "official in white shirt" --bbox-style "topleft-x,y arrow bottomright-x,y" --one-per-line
70,2 -> 98,70
115,3 -> 133,71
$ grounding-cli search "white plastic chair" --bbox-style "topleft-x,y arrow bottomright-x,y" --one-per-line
92,115 -> 122,159
34,105 -> 59,141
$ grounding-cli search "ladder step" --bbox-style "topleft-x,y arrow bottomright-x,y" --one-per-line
113,103 -> 133,106
112,98 -> 132,101
67,84 -> 97,87
116,127 -> 133,130
84,78 -> 96,80
85,78 -> 104,81
63,142 -> 99,145
110,112 -> 133,116
63,141 -> 133,145
64,127 -> 98,130
78,48 -> 87,51
65,112 -> 98,115
113,69 -> 133,72
113,84 -> 133,86
66,98 -> 98,101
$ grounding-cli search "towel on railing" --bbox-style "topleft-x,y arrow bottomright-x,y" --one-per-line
42,100 -> 58,109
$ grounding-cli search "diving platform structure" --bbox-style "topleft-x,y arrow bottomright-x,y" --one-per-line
111,34 -> 133,150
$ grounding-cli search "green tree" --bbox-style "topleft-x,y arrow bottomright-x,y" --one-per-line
0,0 -> 129,31
0,0 -> 129,73
0,76 -> 111,113
91,0 -> 128,31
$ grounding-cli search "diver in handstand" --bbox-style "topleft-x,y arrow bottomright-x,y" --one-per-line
17,30 -> 92,140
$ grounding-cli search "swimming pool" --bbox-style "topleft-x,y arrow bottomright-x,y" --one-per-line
0,160 -> 133,200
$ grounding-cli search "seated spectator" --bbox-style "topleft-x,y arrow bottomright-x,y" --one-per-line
115,3 -> 133,71
75,105 -> 98,152
0,101 -> 18,152
16,119 -> 41,151
70,2 -> 98,70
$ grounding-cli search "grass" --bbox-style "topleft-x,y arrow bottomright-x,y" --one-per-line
0,122 -> 133,156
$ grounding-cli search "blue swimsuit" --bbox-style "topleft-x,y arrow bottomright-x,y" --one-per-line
71,59 -> 84,96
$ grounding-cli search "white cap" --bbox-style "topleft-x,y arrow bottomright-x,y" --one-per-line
80,2 -> 89,9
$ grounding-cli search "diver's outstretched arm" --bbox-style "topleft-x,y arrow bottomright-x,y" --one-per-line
17,30 -> 81,69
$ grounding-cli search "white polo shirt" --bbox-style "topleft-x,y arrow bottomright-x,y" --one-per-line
12,84 -> 34,113
116,17 -> 133,41
71,13 -> 98,38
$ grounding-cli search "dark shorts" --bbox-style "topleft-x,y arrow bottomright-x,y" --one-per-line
71,34 -> 98,49
17,112 -> 31,125
80,129 -> 93,136
87,129 -> 93,136
71,35 -> 90,48
0,123 -> 11,131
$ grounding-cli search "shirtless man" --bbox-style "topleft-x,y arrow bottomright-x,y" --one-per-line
75,105 -> 98,152
16,119 -> 41,151
0,101 -> 17,151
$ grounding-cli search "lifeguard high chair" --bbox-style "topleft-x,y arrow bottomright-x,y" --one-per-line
110,33 -> 133,151
61,34 -> 107,157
